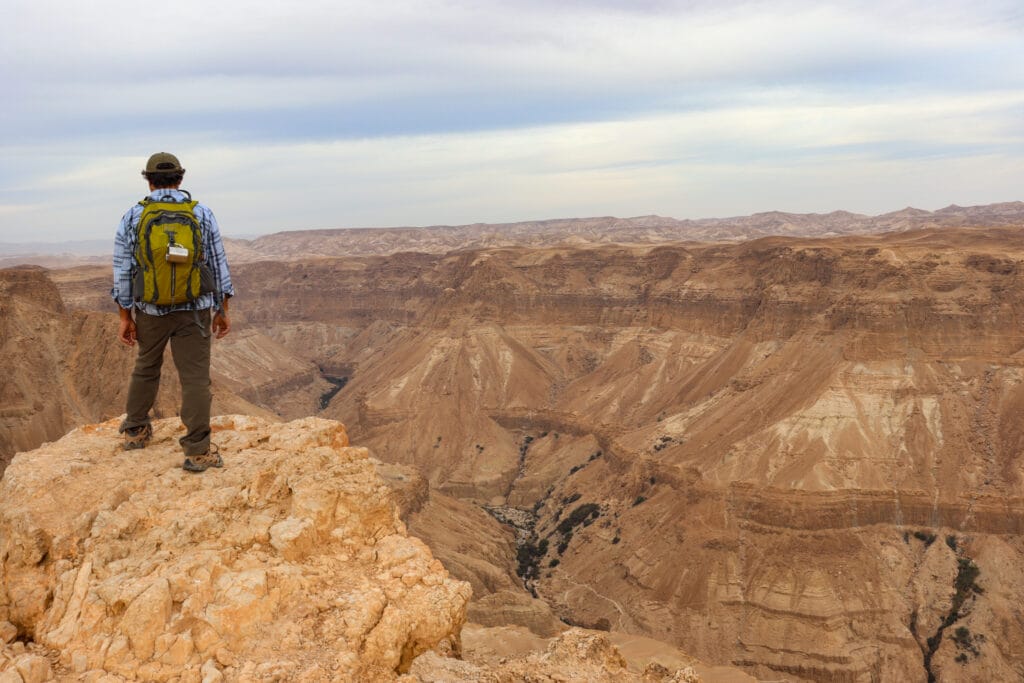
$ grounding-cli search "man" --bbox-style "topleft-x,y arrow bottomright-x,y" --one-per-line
112,152 -> 235,472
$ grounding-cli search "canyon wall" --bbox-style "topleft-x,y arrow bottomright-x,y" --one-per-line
236,227 -> 1024,681
29,224 -> 1024,680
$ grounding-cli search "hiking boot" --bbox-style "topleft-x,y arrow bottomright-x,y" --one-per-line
182,444 -> 222,473
123,424 -> 153,450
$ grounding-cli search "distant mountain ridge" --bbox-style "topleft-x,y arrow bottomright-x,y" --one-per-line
225,200 -> 1024,260
2,202 -> 1022,267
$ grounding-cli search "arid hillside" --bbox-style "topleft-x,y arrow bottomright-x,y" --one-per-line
13,221 -> 1024,681
238,226 -> 1024,682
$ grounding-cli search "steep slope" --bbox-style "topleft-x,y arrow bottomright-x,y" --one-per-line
224,227 -> 1024,681
210,329 -> 334,418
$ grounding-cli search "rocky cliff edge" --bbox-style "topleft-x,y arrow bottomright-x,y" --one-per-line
0,416 -> 471,682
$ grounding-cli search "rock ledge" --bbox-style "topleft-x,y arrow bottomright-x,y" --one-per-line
0,416 -> 470,682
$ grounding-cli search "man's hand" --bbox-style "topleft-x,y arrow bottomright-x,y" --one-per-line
118,317 -> 136,346
212,312 -> 231,339
117,307 -> 136,346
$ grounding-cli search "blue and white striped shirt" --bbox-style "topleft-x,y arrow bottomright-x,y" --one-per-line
111,189 -> 235,314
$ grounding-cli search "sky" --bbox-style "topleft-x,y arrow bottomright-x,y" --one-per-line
2,0 -> 1023,242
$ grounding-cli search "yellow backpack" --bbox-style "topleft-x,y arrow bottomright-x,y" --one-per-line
133,194 -> 204,306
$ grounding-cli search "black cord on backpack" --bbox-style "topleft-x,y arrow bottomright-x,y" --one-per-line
192,309 -> 211,339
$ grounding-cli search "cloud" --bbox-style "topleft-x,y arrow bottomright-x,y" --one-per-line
5,87 -> 1021,240
4,0 -> 1022,143
0,0 -> 1022,240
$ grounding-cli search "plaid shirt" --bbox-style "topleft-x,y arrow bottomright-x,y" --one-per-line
111,189 -> 235,314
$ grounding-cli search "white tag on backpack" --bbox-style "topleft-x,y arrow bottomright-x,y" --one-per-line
166,244 -> 189,263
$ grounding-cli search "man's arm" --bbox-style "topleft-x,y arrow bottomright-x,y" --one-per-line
202,206 -> 234,339
112,208 -> 138,345
111,209 -> 137,308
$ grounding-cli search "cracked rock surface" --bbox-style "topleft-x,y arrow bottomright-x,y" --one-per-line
0,416 -> 470,682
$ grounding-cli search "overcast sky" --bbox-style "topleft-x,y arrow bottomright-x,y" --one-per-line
2,0 -> 1023,242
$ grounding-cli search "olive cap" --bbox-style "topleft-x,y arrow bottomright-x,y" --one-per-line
142,152 -> 185,175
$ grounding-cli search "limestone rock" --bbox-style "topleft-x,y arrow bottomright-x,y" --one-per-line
409,627 -> 703,682
13,656 -> 50,683
0,643 -> 54,683
467,591 -> 566,638
0,416 -> 471,682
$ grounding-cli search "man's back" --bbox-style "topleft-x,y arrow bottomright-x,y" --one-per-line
113,152 -> 235,472
112,187 -> 233,316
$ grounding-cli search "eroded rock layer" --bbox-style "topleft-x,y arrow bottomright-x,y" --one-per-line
45,226 -> 1024,681
242,228 -> 1024,682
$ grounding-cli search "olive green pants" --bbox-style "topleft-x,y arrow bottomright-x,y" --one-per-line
120,309 -> 211,456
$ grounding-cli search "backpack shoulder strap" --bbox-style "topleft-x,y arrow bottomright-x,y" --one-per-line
136,197 -> 199,214
138,189 -> 193,205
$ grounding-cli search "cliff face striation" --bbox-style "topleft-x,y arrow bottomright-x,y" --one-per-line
42,226 -> 1024,680
0,416 -> 471,682
225,228 -> 1024,681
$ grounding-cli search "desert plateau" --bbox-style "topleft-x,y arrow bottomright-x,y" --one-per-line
4,204 -> 1024,682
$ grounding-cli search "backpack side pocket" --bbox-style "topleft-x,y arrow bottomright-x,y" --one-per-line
199,261 -> 218,297
132,267 -> 145,303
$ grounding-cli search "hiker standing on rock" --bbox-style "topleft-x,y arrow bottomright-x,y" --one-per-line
111,152 -> 235,472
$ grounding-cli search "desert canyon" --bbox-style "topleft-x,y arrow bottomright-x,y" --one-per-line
4,202 -> 1024,681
